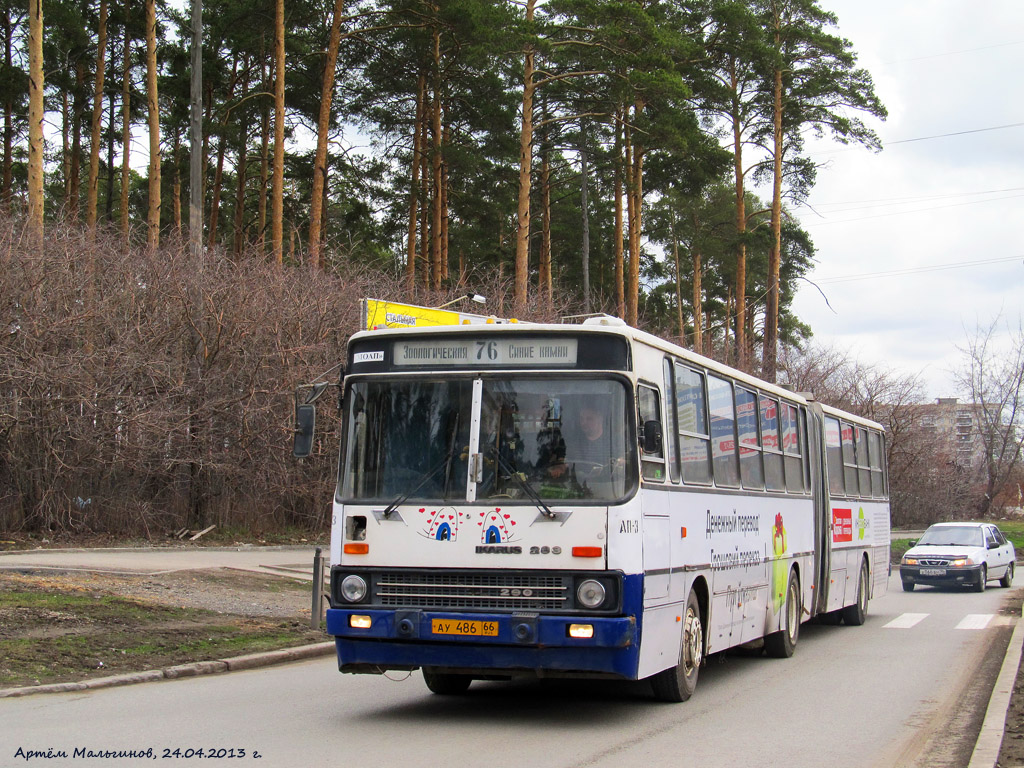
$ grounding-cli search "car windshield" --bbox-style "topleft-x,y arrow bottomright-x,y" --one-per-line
339,376 -> 635,503
918,526 -> 984,547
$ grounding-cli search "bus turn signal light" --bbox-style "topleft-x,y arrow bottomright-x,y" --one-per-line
572,546 -> 602,558
344,543 -> 369,555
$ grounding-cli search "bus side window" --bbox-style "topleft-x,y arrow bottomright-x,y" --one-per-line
841,421 -> 859,495
856,427 -> 871,497
825,417 -> 844,495
663,359 -> 680,483
637,384 -> 666,481
675,364 -> 712,485
760,395 -> 785,491
782,403 -> 806,494
869,431 -> 885,497
708,375 -> 740,488
736,387 -> 764,490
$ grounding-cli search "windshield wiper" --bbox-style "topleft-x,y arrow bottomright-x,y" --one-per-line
381,414 -> 460,519
489,448 -> 556,520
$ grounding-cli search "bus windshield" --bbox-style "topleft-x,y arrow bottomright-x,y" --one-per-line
340,377 -> 634,504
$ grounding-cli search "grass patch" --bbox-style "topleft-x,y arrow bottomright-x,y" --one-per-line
0,579 -> 322,689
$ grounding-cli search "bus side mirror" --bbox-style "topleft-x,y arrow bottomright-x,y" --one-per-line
642,420 -> 663,454
293,403 -> 316,458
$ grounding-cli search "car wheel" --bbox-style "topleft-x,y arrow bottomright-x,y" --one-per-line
974,565 -> 987,593
1001,562 -> 1015,588
902,581 -> 915,592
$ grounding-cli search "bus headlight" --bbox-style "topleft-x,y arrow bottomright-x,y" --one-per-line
577,579 -> 607,609
340,574 -> 368,603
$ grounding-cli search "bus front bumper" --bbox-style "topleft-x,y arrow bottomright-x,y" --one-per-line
325,608 -> 638,678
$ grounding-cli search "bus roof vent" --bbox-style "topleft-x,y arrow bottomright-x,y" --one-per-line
567,314 -> 626,327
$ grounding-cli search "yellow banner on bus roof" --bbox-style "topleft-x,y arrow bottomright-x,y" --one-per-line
362,298 -> 505,331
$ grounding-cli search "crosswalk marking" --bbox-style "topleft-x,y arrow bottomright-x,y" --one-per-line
956,614 -> 995,630
881,612 -> 1005,630
884,613 -> 929,629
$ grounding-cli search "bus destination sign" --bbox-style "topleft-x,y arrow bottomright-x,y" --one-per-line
394,338 -> 578,367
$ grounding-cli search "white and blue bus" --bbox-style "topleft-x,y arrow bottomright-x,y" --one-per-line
307,316 -> 889,701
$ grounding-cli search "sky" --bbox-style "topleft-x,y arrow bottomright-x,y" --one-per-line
786,0 -> 1024,400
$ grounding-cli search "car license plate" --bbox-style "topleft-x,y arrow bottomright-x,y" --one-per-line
431,619 -> 499,637
920,568 -> 946,576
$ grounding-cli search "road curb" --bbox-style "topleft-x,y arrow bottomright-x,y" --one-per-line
968,601 -> 1024,768
0,641 -> 336,699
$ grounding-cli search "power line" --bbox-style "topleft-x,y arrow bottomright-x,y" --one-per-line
802,193 -> 1024,226
814,255 -> 1023,285
884,40 -> 1024,64
886,121 -> 1024,146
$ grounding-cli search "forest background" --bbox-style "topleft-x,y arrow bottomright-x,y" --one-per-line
1,0 -> 1021,537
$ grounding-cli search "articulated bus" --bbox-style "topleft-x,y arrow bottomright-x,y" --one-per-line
306,316 -> 890,701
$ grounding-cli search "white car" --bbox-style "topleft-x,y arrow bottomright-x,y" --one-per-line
900,522 -> 1015,592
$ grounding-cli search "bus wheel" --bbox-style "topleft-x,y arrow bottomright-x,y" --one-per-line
766,570 -> 800,659
651,589 -> 703,702
422,669 -> 472,695
843,560 -> 869,626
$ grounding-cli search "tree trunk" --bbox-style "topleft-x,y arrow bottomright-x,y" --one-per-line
119,29 -> 131,238
85,0 -> 108,234
729,58 -> 748,369
171,129 -> 182,232
2,8 -> 14,211
512,0 -> 535,310
429,22 -> 442,290
271,0 -> 285,265
441,117 -> 449,282
232,65 -> 249,256
613,111 -> 624,318
207,58 -> 238,250
692,213 -> 703,355
672,216 -> 684,346
145,0 -> 161,249
27,0 -> 43,250
257,43 -> 270,255
405,72 -> 425,291
69,60 -> 85,221
105,91 -> 115,220
308,0 -> 345,269
580,120 -> 590,315
539,147 -> 551,303
764,63 -> 784,381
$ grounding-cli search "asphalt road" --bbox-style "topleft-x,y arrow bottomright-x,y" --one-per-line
1,568 -> 1018,768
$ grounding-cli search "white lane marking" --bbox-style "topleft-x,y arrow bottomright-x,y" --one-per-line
956,614 -> 995,630
884,613 -> 929,629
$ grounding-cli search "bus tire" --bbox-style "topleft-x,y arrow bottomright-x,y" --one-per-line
842,560 -> 869,626
650,589 -> 703,702
765,569 -> 800,659
422,669 -> 472,695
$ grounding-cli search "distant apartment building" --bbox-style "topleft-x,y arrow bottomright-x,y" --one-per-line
914,397 -> 988,469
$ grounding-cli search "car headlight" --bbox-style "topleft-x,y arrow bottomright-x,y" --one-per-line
340,574 -> 368,602
577,579 -> 607,609
949,557 -> 973,567
903,557 -> 918,565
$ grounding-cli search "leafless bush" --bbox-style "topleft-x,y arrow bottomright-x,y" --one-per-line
0,216 -> 572,537
778,342 -> 980,526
